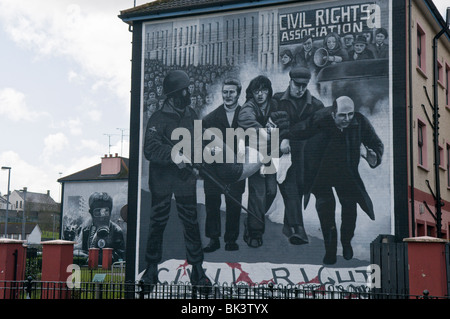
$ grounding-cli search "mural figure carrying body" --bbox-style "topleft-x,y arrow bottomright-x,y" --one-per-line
237,75 -> 280,248
142,70 -> 212,291
290,96 -> 384,265
202,78 -> 246,253
273,66 -> 325,245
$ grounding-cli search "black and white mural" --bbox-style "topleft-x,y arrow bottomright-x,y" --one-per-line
135,0 -> 392,290
61,182 -> 127,263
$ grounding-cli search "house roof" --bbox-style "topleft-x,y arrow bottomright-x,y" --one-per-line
119,0 -> 450,37
0,223 -> 38,235
13,190 -> 58,206
58,157 -> 129,183
423,0 -> 450,39
118,0 -> 297,22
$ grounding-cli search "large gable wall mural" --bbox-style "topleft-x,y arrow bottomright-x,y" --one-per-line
133,0 -> 393,290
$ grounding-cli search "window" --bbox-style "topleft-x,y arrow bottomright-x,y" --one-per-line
417,23 -> 426,74
439,145 -> 445,169
417,119 -> 427,168
427,224 -> 436,237
446,63 -> 450,107
174,28 -> 177,47
447,144 -> 450,187
437,60 -> 443,86
417,222 -> 425,236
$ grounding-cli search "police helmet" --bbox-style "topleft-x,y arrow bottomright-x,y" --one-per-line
163,70 -> 190,96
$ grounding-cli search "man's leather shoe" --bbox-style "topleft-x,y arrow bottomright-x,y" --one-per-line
323,252 -> 337,265
342,244 -> 353,260
140,264 -> 158,293
283,225 -> 309,245
191,264 -> 212,296
244,233 -> 263,248
203,238 -> 220,253
225,242 -> 239,251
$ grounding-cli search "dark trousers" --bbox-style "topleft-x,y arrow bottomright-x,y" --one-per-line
313,180 -> 358,255
278,161 -> 304,227
145,169 -> 203,266
246,172 -> 277,237
204,184 -> 244,243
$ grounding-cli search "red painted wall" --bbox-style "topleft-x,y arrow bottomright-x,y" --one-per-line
406,237 -> 448,297
0,239 -> 26,299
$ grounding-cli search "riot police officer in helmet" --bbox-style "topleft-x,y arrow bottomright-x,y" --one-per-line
142,70 -> 212,293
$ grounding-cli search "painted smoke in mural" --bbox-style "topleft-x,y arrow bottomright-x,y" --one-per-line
136,0 -> 392,287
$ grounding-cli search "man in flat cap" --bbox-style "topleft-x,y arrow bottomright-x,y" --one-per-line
273,67 -> 324,245
349,35 -> 375,61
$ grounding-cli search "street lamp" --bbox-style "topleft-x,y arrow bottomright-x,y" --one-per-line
1,166 -> 11,237
22,187 -> 27,241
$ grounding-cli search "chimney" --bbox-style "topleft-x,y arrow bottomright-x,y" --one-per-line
101,154 -> 122,176
47,190 -> 50,196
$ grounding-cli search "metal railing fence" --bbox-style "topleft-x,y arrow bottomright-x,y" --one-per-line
1,279 -> 447,300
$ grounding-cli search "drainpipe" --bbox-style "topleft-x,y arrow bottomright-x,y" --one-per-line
408,0 -> 415,237
432,20 -> 448,239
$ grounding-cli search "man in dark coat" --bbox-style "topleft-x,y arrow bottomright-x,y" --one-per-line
290,96 -> 384,265
142,70 -> 211,291
368,28 -> 389,59
202,78 -> 246,252
273,67 -> 324,245
294,35 -> 318,74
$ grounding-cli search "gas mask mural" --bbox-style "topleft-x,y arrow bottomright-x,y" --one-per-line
62,189 -> 127,264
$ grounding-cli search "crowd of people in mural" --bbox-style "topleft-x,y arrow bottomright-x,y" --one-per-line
140,29 -> 387,290
279,27 -> 389,73
143,61 -> 242,121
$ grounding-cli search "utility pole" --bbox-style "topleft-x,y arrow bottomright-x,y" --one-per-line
22,187 -> 27,241
1,167 -> 11,237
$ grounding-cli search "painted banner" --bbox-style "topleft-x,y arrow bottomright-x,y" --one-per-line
135,0 -> 392,290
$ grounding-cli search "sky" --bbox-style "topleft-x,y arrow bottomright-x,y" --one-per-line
0,0 -> 449,203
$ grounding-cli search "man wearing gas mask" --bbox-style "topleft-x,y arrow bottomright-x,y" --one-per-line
81,192 -> 125,263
